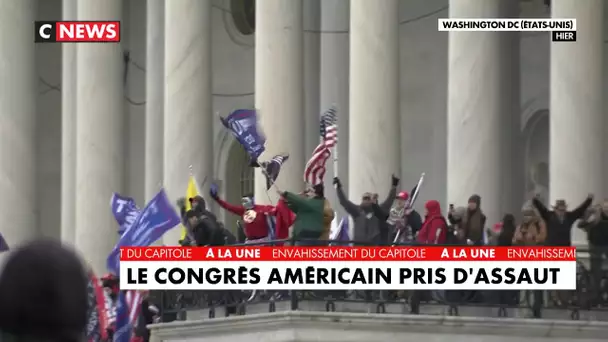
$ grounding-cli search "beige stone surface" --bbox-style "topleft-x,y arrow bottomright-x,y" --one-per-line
348,0 -> 400,204
162,0 -> 213,245
254,0 -> 305,202
549,0 -> 604,246
74,0 -> 123,274
446,0 -> 520,224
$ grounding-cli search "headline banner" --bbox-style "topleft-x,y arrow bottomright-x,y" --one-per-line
119,246 -> 577,291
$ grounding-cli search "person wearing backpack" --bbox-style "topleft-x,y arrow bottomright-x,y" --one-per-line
513,208 -> 547,246
513,206 -> 547,318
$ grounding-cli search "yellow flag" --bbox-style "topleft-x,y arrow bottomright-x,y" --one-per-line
181,175 -> 200,239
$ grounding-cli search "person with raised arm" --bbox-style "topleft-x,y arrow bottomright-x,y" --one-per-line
210,183 -> 294,243
332,175 -> 398,244
278,184 -> 334,245
532,193 -> 593,246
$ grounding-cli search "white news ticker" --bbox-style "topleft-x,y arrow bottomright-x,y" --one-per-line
437,18 -> 576,32
119,261 -> 576,291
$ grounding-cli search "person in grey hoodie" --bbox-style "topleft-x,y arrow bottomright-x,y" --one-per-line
333,175 -> 399,244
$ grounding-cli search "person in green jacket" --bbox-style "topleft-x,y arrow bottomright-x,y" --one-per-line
279,184 -> 333,245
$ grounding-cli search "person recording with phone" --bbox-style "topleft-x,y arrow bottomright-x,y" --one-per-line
446,204 -> 467,245
448,195 -> 486,245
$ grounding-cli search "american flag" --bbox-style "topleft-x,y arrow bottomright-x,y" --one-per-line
114,290 -> 146,342
304,107 -> 338,186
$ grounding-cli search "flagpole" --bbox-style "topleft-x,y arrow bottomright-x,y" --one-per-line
261,167 -> 281,194
184,165 -> 198,244
409,172 -> 425,209
392,172 -> 425,245
332,147 -> 338,179
331,104 -> 338,178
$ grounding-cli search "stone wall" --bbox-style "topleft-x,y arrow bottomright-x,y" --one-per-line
149,310 -> 608,342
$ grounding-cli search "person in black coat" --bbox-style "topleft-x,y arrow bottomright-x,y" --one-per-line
218,222 -> 237,245
578,201 -> 608,304
532,194 -> 593,246
186,210 -> 225,246
178,194 -> 225,246
495,214 -> 519,306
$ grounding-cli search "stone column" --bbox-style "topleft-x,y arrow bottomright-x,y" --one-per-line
349,0 -> 400,206
163,0 -> 213,245
320,0 -> 349,216
254,0 -> 304,203
145,0 -> 164,201
303,0 -> 320,159
447,0 -> 519,225
550,0 -> 603,246
0,0 -> 37,248
61,0 -> 77,245
75,0 -> 124,274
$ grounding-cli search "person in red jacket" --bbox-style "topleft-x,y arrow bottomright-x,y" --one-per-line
210,183 -> 294,243
417,200 -> 447,245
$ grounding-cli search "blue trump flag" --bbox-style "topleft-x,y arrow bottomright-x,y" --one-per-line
113,291 -> 130,342
107,188 -> 181,274
336,217 -> 349,242
220,109 -> 266,161
110,193 -> 140,235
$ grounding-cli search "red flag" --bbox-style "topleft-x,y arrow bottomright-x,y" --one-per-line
90,272 -> 109,341
274,198 -> 295,240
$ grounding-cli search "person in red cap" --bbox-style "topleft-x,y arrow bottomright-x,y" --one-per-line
384,190 -> 422,243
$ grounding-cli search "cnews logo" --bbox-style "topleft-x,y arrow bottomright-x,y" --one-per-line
35,21 -> 120,43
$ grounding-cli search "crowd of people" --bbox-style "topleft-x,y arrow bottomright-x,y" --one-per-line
178,175 -> 608,312
2,175 -> 607,340
181,175 -> 605,258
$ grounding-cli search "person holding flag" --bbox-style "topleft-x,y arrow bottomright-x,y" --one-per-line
218,109 -> 296,243
178,172 -> 207,240
173,172 -> 227,247
278,183 -> 334,245
283,107 -> 340,245
107,188 -> 180,342
386,191 -> 423,243
209,183 -> 294,243
372,175 -> 425,244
